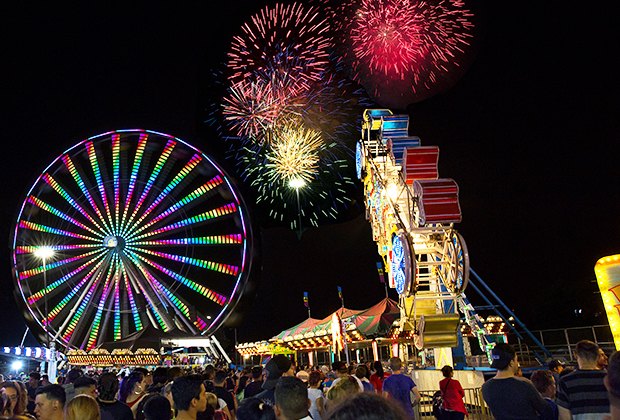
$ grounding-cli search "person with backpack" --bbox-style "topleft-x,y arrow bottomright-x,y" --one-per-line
435,365 -> 467,419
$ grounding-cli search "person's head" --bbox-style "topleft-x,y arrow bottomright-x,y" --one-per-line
332,361 -> 348,377
605,351 -> 620,410
251,365 -> 263,380
308,371 -> 322,388
134,367 -> 153,386
598,348 -> 609,370
490,343 -> 518,373
325,392 -> 408,420
295,370 -> 309,383
274,377 -> 309,420
2,381 -> 25,415
119,371 -> 146,402
355,365 -> 369,380
41,374 -> 51,386
171,374 -> 207,414
64,394 -> 100,420
530,370 -> 556,399
74,375 -> 98,398
440,365 -> 453,378
205,392 -> 219,411
97,372 -> 119,401
264,355 -> 294,388
151,367 -> 169,386
372,361 -> 384,377
548,360 -> 565,374
326,376 -> 360,405
66,368 -> 83,385
167,366 -> 184,382
236,397 -> 276,420
388,357 -> 402,372
142,394 -> 173,420
203,365 -> 215,381
575,340 -> 600,367
35,384 -> 66,420
214,370 -> 227,386
29,372 -> 41,388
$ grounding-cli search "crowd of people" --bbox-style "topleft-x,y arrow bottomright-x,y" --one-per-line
481,339 -> 620,419
0,356 -> 421,420
4,340 -> 620,420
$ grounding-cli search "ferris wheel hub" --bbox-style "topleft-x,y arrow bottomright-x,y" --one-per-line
103,235 -> 125,251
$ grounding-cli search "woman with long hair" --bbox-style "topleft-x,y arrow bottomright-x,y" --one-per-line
119,371 -> 148,417
369,361 -> 390,394
1,381 -> 35,419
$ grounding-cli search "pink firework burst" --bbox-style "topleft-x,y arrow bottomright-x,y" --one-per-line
227,2 -> 331,96
333,0 -> 475,108
222,76 -> 304,140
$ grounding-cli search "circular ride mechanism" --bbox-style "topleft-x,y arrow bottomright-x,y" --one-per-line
12,130 -> 253,350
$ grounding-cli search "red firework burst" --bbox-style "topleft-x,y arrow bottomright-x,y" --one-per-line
227,2 -> 331,96
331,0 -> 475,108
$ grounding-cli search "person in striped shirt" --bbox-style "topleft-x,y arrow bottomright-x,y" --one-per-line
557,340 -> 610,419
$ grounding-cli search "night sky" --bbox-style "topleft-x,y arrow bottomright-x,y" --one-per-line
1,1 -> 618,353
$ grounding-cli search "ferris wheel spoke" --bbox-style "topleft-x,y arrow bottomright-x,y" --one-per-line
125,176 -> 225,239
122,139 -> 177,235
118,260 -> 144,331
130,247 -> 239,277
131,234 -> 244,247
18,220 -> 102,244
85,258 -> 118,350
130,251 -> 228,305
15,244 -> 100,255
26,196 -> 103,237
42,174 -> 107,233
44,255 -> 108,328
62,155 -> 114,234
86,141 -> 115,233
128,203 -> 239,242
119,133 -> 148,234
20,248 -> 105,283
123,154 -> 204,236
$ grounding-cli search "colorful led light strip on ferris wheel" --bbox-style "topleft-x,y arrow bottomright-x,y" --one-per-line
62,155 -> 112,234
131,234 -> 244,246
122,140 -> 176,236
18,221 -> 100,243
126,176 -> 226,239
20,248 -> 103,281
86,260 -> 117,349
27,196 -> 103,237
119,133 -> 148,234
26,251 -> 107,304
42,174 -> 105,232
131,252 -> 227,305
194,316 -> 208,330
131,154 -> 203,229
15,244 -> 100,255
131,247 -> 239,276
86,141 -> 115,232
119,261 -> 143,331
129,203 -> 238,241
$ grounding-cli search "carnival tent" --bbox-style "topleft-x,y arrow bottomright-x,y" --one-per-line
272,298 -> 399,342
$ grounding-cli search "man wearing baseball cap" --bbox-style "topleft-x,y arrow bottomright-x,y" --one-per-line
256,355 -> 295,406
482,343 -> 552,418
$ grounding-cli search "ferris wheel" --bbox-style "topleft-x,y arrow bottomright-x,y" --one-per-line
11,130 -> 253,350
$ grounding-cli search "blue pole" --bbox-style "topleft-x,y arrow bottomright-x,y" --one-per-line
470,268 -> 552,360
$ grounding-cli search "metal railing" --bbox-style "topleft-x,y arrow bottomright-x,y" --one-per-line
510,324 -> 614,364
414,387 -> 492,419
